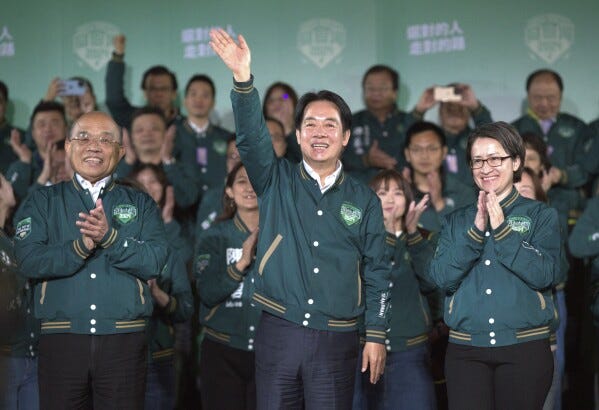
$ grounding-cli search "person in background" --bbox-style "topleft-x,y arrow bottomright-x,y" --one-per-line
343,64 -> 419,183
413,82 -> 493,185
262,81 -> 301,163
195,162 -> 260,410
403,121 -> 475,233
427,121 -> 559,409
6,101 -> 67,200
173,74 -> 232,195
0,173 -> 40,410
116,106 -> 199,209
43,77 -> 98,124
128,164 -> 194,410
106,35 -> 180,129
353,169 -> 437,410
0,81 -> 23,175
265,116 -> 288,158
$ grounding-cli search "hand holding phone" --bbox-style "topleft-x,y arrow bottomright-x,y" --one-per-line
434,86 -> 461,102
58,79 -> 86,96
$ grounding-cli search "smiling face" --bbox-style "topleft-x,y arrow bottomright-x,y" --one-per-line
225,166 -> 257,212
65,112 -> 124,184
296,100 -> 350,171
470,137 -> 520,201
375,178 -> 406,224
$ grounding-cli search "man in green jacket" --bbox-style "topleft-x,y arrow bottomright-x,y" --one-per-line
210,28 -> 391,409
14,111 -> 168,409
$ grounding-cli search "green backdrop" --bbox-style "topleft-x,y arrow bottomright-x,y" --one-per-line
1,0 -> 598,130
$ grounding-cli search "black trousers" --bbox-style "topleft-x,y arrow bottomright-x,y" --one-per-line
199,337 -> 256,410
445,339 -> 553,410
255,312 -> 359,410
38,332 -> 147,410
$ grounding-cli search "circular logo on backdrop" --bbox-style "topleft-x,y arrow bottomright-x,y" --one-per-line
297,18 -> 346,69
73,21 -> 120,71
525,14 -> 574,64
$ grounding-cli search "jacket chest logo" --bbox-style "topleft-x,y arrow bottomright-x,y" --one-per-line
15,217 -> 32,240
507,216 -> 532,234
340,202 -> 362,227
112,204 -> 138,225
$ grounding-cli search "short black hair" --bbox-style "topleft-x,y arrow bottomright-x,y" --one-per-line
263,82 -> 299,118
404,121 -> 446,150
131,106 -> 167,127
526,69 -> 563,93
362,65 -> 399,91
0,80 -> 8,101
185,74 -> 215,98
30,100 -> 66,127
294,90 -> 352,132
466,121 -> 525,183
140,65 -> 178,91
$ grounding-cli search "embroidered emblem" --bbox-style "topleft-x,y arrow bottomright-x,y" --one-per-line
15,217 -> 31,240
340,202 -> 362,226
213,139 -> 227,155
507,216 -> 532,234
112,204 -> 137,225
557,126 -> 575,139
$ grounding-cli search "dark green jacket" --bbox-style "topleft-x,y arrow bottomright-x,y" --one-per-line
382,231 -> 436,352
114,158 -> 200,208
427,187 -> 561,347
6,151 -> 44,201
195,214 -> 260,351
512,112 -> 592,191
343,107 -> 418,183
230,77 -> 391,343
568,196 -> 599,326
173,117 -> 231,194
195,182 -> 224,235
14,176 -> 168,335
413,173 -> 476,233
0,229 -> 40,358
147,243 -> 193,362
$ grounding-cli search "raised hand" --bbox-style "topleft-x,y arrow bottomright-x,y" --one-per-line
122,128 -> 137,165
367,140 -> 397,170
161,186 -> 175,224
37,142 -> 56,185
485,190 -> 504,230
161,124 -> 176,163
426,171 -> 444,211
44,77 -> 62,101
405,194 -> 429,234
10,129 -> 32,164
455,84 -> 480,111
474,190 -> 487,232
113,35 -> 126,55
414,86 -> 437,114
209,28 -> 251,82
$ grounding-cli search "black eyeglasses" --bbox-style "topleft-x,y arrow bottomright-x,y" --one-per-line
470,155 -> 512,169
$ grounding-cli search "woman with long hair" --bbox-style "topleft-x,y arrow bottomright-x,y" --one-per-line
195,162 -> 260,410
